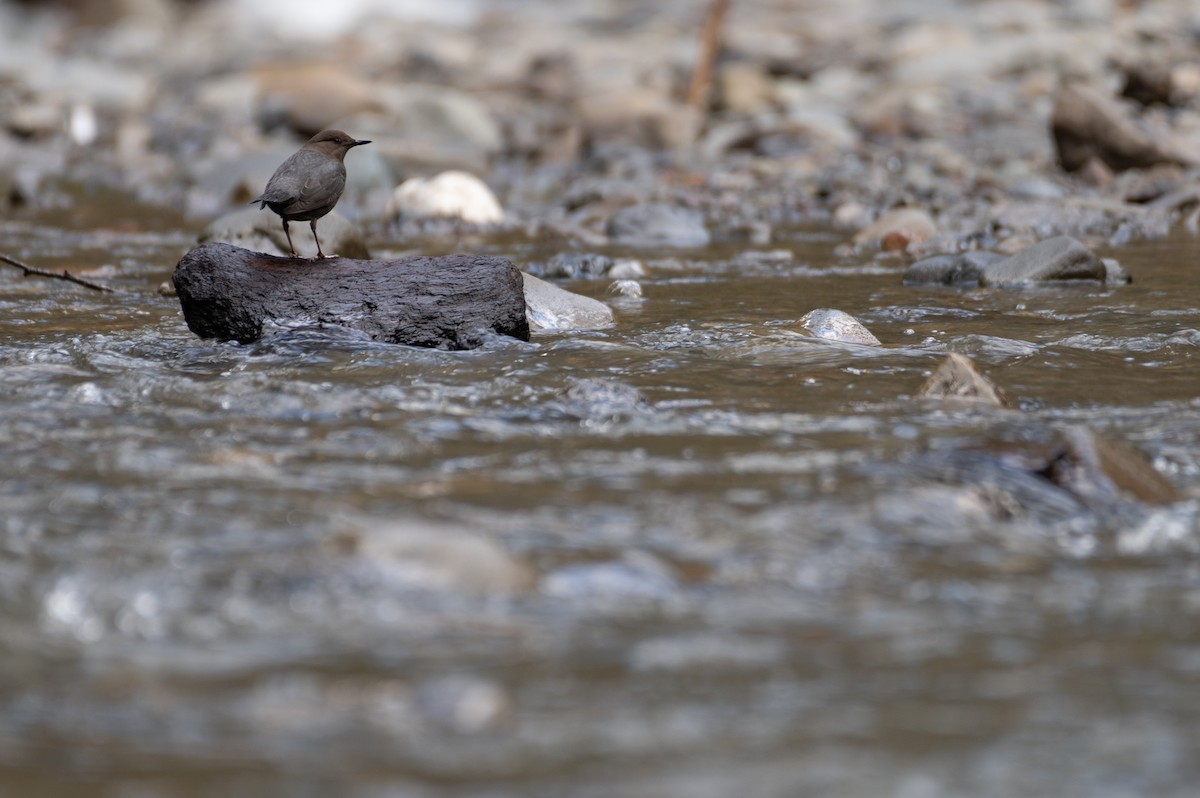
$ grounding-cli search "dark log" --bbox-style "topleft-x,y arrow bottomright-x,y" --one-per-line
173,243 -> 529,348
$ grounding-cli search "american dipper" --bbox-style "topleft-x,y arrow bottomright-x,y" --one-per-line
251,130 -> 370,259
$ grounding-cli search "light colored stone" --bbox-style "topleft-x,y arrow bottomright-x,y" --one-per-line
522,273 -> 614,332
852,207 -> 938,251
351,522 -> 533,594
386,170 -> 504,224
797,309 -> 880,346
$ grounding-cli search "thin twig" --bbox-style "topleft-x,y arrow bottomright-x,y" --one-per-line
0,252 -> 116,293
685,0 -> 732,111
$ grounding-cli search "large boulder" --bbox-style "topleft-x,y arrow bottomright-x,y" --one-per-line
173,243 -> 528,349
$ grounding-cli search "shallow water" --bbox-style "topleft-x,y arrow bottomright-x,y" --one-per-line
2,205 -> 1199,797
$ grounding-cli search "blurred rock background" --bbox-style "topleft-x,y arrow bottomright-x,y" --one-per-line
2,0 -> 1200,251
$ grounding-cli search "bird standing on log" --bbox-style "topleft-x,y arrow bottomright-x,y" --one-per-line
251,129 -> 371,259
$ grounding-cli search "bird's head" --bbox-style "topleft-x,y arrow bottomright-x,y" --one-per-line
306,130 -> 372,158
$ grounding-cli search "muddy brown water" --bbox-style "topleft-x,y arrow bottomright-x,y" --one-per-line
1,204 -> 1199,797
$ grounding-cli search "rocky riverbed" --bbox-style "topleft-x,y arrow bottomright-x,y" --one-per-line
2,1 -> 1200,797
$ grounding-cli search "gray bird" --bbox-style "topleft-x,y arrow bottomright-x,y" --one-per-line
251,130 -> 371,259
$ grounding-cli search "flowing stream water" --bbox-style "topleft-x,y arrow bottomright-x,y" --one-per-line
1,201 -> 1199,796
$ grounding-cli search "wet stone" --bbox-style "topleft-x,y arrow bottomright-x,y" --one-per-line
979,236 -> 1108,287
797,309 -> 881,346
1102,258 -> 1133,285
916,353 -> 1013,408
174,242 -> 529,348
521,272 -> 614,332
606,203 -> 711,248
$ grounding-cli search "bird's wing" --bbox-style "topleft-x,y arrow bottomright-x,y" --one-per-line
293,163 -> 346,213
257,150 -> 344,212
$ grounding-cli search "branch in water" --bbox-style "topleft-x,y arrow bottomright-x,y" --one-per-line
0,252 -> 116,293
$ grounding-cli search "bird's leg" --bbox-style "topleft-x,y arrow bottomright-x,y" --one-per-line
310,219 -> 328,259
281,220 -> 298,258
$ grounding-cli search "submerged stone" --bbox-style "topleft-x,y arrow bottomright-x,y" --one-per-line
917,353 -> 1013,408
798,308 -> 881,346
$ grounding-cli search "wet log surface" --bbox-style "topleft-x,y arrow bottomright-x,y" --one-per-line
173,243 -> 529,348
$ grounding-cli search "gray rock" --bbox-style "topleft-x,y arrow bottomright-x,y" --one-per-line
199,206 -> 371,260
979,236 -> 1106,286
522,273 -> 614,331
917,353 -> 1012,408
341,86 -> 502,174
606,203 -> 711,248
798,309 -> 881,346
903,251 -> 1006,285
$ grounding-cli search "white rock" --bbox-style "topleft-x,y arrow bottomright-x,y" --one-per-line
352,522 -> 531,594
608,258 -> 645,279
522,273 -> 614,331
387,170 -> 504,224
798,308 -> 881,346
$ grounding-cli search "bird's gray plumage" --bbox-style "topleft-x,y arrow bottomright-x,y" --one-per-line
250,129 -> 370,258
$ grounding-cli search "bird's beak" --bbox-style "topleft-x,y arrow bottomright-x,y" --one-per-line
353,139 -> 371,147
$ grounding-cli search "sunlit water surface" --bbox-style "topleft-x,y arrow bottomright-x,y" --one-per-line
1,208 -> 1199,797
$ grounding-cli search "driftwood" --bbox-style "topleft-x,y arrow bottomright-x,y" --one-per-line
173,243 -> 529,348
0,252 -> 115,292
